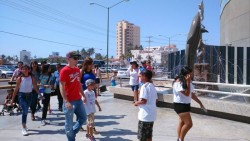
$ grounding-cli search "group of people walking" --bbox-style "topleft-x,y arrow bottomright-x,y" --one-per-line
8,50 -> 206,141
9,51 -> 102,140
9,61 -> 64,135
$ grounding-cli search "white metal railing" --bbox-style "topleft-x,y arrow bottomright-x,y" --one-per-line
194,89 -> 250,97
117,76 -> 250,97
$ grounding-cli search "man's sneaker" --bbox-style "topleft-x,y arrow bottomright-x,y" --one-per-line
41,120 -> 46,126
22,128 -> 28,136
86,134 -> 90,139
58,108 -> 62,112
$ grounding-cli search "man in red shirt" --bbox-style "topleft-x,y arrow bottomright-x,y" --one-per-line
60,51 -> 87,141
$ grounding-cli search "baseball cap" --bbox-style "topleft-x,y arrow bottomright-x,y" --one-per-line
85,79 -> 95,87
141,60 -> 146,64
66,51 -> 81,58
130,61 -> 138,65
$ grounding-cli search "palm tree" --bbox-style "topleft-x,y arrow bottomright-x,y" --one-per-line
1,54 -> 6,63
95,53 -> 103,60
119,54 -> 125,61
80,48 -> 88,59
87,48 -> 95,57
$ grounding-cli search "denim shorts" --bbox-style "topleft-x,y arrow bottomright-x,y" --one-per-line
131,85 -> 139,91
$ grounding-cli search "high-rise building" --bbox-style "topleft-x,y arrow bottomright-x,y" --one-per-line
116,20 -> 140,59
20,50 -> 31,63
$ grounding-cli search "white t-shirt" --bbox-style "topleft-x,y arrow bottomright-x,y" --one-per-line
84,89 -> 96,115
173,81 -> 194,104
138,82 -> 158,122
127,68 -> 139,86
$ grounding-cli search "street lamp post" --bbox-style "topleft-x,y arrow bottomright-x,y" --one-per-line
158,34 -> 182,72
159,34 -> 182,52
90,0 -> 129,78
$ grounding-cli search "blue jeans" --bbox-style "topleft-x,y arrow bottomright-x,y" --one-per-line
30,90 -> 38,114
18,92 -> 32,124
63,99 -> 87,141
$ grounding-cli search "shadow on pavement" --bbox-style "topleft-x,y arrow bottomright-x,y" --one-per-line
95,115 -> 126,120
28,129 -> 65,135
95,121 -> 120,127
97,128 -> 137,141
98,137 -> 132,141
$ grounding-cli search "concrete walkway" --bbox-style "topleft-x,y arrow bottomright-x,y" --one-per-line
0,91 -> 249,141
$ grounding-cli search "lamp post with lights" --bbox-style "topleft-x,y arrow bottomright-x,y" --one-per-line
90,0 -> 129,78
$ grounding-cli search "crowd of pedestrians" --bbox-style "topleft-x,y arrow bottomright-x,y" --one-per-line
6,50 -> 206,141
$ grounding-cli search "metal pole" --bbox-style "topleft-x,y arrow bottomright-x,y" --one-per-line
107,8 -> 110,78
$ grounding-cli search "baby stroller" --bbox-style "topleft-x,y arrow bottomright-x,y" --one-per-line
0,88 -> 21,116
0,99 -> 17,116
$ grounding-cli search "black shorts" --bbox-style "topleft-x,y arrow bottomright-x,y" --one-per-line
138,120 -> 154,141
173,103 -> 191,114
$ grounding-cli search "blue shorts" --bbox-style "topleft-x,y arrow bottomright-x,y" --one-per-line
131,85 -> 139,91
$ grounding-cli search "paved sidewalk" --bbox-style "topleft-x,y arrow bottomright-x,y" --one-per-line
0,91 -> 250,141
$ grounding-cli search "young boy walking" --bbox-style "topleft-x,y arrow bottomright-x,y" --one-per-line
134,69 -> 158,141
84,79 -> 102,140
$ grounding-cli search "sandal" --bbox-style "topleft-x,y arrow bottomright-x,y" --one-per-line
31,114 -> 35,121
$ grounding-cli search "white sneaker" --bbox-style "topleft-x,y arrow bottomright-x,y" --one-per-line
41,120 -> 46,126
38,96 -> 45,100
44,120 -> 50,124
22,128 -> 28,136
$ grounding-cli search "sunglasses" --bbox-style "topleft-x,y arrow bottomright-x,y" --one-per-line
70,56 -> 79,60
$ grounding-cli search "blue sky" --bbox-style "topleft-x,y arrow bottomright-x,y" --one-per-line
0,0 -> 220,59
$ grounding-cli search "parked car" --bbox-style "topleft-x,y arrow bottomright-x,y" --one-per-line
0,65 -> 16,71
117,68 -> 129,78
0,68 -> 14,78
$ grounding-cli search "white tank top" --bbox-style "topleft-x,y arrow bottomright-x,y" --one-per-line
19,76 -> 33,93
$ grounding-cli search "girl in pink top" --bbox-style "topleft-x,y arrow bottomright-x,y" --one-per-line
146,60 -> 153,71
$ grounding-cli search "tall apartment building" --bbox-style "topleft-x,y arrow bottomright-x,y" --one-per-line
20,50 -> 31,63
116,20 -> 140,58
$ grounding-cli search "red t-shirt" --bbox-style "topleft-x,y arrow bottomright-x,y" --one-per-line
60,66 -> 81,102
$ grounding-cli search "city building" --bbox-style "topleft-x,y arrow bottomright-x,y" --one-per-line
20,50 -> 31,63
49,52 -> 60,58
116,20 -> 140,58
131,45 -> 178,67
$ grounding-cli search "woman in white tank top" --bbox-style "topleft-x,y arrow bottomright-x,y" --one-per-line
11,64 -> 44,136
